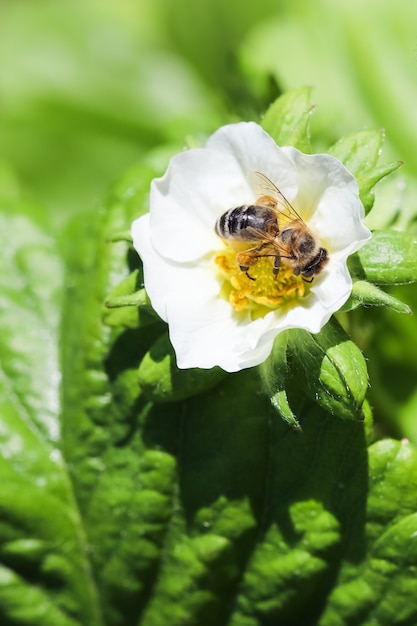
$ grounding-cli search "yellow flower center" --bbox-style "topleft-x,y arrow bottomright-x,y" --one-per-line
214,246 -> 307,319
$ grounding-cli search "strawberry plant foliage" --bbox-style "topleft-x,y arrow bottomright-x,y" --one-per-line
1,88 -> 417,626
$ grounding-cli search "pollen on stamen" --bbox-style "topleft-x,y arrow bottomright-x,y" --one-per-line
214,247 -> 306,318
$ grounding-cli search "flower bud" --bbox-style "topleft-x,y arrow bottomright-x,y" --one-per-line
259,332 -> 301,430
287,319 -> 368,421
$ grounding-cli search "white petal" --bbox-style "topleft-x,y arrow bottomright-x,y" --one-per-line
166,265 -> 350,372
149,122 -> 300,266
207,122 -> 298,197
149,148 -> 249,263
131,213 -> 169,321
310,260 -> 352,313
284,148 -> 372,253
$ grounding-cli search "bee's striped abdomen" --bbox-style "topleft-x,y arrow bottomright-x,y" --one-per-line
215,205 -> 277,242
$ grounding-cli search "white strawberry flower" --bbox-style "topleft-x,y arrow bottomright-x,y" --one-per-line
131,122 -> 371,372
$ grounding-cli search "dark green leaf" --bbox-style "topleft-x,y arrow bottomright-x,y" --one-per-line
226,405 -> 369,626
319,439 -> 417,625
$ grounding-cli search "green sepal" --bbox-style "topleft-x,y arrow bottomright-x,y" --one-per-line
258,331 -> 301,430
362,398 -> 375,445
287,318 -> 368,421
328,129 -> 402,213
137,332 -> 226,403
358,161 -> 402,214
106,230 -> 133,243
103,270 -> 157,329
348,230 -> 417,285
262,86 -> 313,152
105,289 -> 150,309
341,280 -> 412,315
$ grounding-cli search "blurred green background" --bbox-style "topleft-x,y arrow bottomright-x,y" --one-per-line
1,0 -> 417,440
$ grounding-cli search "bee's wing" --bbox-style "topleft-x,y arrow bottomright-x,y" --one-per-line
255,171 -> 304,225
243,226 -> 294,260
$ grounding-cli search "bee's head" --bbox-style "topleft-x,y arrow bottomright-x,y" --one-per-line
301,247 -> 328,281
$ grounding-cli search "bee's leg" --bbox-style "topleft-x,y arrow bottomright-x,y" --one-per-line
273,254 -> 281,276
237,243 -> 272,281
237,262 -> 256,281
237,251 -> 258,280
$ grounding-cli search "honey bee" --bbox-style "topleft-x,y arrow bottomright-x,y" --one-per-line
215,173 -> 328,281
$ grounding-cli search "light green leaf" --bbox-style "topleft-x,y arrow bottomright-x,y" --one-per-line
358,162 -> 402,214
348,230 -> 417,285
328,129 -> 384,174
262,86 -> 313,152
0,174 -> 102,625
0,169 -> 62,441
328,129 -> 401,213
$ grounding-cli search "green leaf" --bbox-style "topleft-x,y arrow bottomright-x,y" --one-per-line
0,179 -> 63,440
227,407 -> 369,626
319,438 -> 417,625
328,129 -> 384,174
59,159 -> 177,626
262,86 -> 313,152
328,129 -> 402,213
0,181 -> 102,624
287,319 -> 368,421
348,230 -> 417,285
